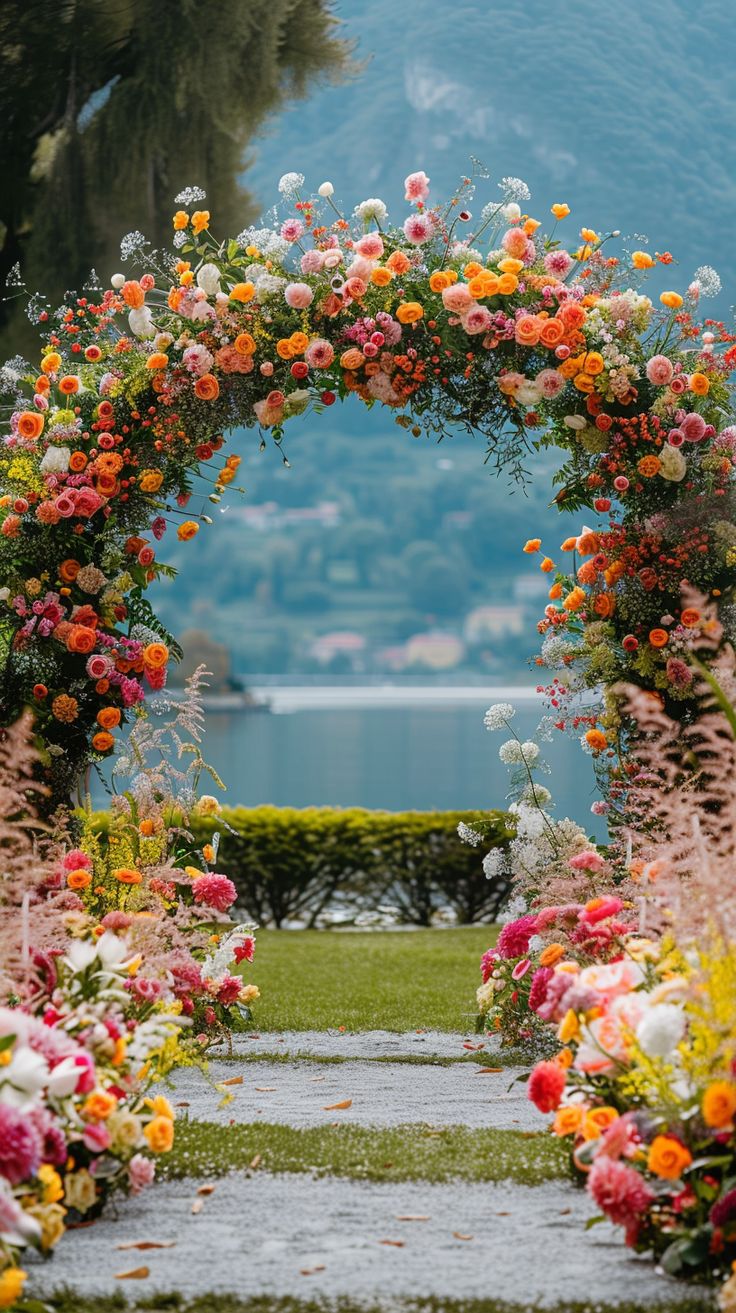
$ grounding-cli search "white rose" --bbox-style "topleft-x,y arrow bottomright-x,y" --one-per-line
502,202 -> 521,221
111,273 -> 125,289
636,1002 -> 686,1057
196,263 -> 221,296
318,182 -> 334,198
40,446 -> 71,474
128,306 -> 155,338
659,445 -> 687,482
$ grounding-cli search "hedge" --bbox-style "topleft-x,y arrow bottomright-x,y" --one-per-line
187,806 -> 513,928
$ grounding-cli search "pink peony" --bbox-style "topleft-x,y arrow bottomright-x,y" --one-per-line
578,894 -> 624,925
63,849 -> 92,871
284,282 -> 314,309
280,219 -> 304,243
497,913 -> 538,959
462,305 -> 493,335
501,228 -> 529,258
128,1153 -> 155,1194
182,344 -> 214,377
404,170 -> 430,203
543,250 -> 573,278
0,1104 -> 41,1184
645,354 -> 674,386
680,411 -> 707,442
300,250 -> 325,274
402,214 -> 433,245
442,283 -> 474,314
305,339 -> 334,370
587,1156 -> 654,1238
355,233 -> 384,259
527,1060 -> 566,1113
191,872 -> 237,913
569,850 -> 605,872
528,966 -> 554,1013
536,368 -> 565,398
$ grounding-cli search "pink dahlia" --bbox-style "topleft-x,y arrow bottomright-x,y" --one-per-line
528,966 -> 554,1013
587,1156 -> 654,1235
543,250 -> 573,278
191,873 -> 237,913
497,913 -> 538,959
527,1060 -> 566,1113
0,1104 -> 42,1184
402,214 -> 433,245
404,170 -> 430,203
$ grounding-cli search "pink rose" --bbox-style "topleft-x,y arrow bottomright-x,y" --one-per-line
83,1121 -> 111,1153
462,305 -> 493,335
355,233 -> 384,259
404,170 -> 430,203
645,354 -> 674,386
442,284 -> 474,313
280,219 -> 304,243
300,250 -> 324,274
344,277 -> 367,300
568,850 -> 605,872
501,228 -> 529,258
402,214 -> 433,245
304,339 -> 334,370
74,488 -> 105,518
680,412 -> 707,442
54,493 -> 76,518
128,1154 -> 155,1194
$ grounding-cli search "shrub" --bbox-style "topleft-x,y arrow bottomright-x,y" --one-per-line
187,806 -> 512,927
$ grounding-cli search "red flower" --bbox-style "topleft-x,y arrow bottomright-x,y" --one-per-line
527,1060 -> 566,1113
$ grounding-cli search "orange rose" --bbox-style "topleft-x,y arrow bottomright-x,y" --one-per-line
234,333 -> 256,356
585,729 -> 608,751
41,351 -> 62,375
539,319 -> 565,348
680,608 -> 701,628
82,1090 -> 118,1121
340,348 -> 366,372
573,373 -> 595,394
194,374 -> 219,400
92,731 -> 115,753
539,943 -> 566,968
558,303 -> 587,330
113,868 -> 142,885
702,1081 -> 736,1129
58,375 -> 80,395
17,411 -> 44,441
463,262 -> 484,280
59,559 -> 80,583
139,470 -> 163,493
122,280 -> 145,309
515,315 -> 542,346
552,1105 -> 584,1137
396,301 -> 424,324
146,352 -> 169,371
496,273 -> 518,295
191,210 -> 210,233
689,372 -> 710,396
67,869 -> 92,891
229,282 -> 255,303
370,267 -> 393,286
582,1106 -> 619,1141
97,707 -> 121,730
177,521 -> 199,541
497,257 -> 524,276
593,593 -> 615,618
647,1134 -> 692,1180
637,455 -> 661,477
144,1114 -> 175,1154
68,451 -> 87,472
67,625 -> 97,654
563,587 -> 586,612
289,332 -> 309,354
583,352 -> 604,376
386,251 -> 411,276
276,339 -> 294,359
540,557 -> 555,573
143,642 -> 169,669
648,628 -> 669,648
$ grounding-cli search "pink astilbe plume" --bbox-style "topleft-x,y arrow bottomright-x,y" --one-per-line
619,588 -> 736,943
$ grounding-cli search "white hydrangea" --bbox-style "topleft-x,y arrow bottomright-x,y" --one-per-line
254,274 -> 287,300
510,802 -> 547,841
457,821 -> 483,846
278,172 -> 305,196
498,176 -> 531,203
354,198 -> 388,225
484,703 -> 515,731
235,227 -> 290,262
636,1003 -> 686,1058
510,839 -> 543,873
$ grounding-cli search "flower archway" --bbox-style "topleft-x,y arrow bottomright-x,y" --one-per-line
1,169 -> 734,805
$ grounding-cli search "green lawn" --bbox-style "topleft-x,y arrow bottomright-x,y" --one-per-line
251,928 -> 494,1032
44,1292 -> 715,1313
162,1122 -> 566,1187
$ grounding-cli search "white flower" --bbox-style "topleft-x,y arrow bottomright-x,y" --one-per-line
482,848 -> 507,879
40,445 -> 71,474
498,176 -> 531,203
46,1054 -> 83,1097
128,306 -> 155,339
174,185 -> 206,206
196,263 -> 221,296
457,821 -> 483,846
318,182 -> 334,198
354,198 -> 388,225
484,702 -> 515,731
0,1177 -> 41,1246
0,587 -> 9,602
2,1046 -> 49,1106
110,273 -> 125,289
278,172 -> 305,196
564,414 -> 587,430
499,739 -> 523,764
659,445 -> 687,482
690,265 -> 721,297
636,1003 -> 686,1058
522,782 -> 552,807
501,202 -> 521,222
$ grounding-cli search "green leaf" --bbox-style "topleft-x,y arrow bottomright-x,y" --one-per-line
0,1032 -> 16,1052
584,1214 -> 606,1230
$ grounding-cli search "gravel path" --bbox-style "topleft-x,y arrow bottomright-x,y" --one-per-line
218,1029 -> 496,1059
170,1057 -> 536,1130
33,1174 -> 694,1306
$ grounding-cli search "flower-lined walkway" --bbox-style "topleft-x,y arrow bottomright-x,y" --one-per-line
33,1031 -> 707,1310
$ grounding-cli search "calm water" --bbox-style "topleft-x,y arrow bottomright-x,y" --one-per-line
177,691 -> 605,835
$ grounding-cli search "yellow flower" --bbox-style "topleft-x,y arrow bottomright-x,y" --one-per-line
172,211 -> 189,230
64,1169 -> 98,1214
632,250 -> 655,269
580,228 -> 598,243
146,1094 -> 175,1121
191,210 -> 210,234
230,282 -> 255,303
557,1008 -> 580,1043
0,1268 -> 26,1308
144,1114 -> 175,1153
38,1164 -> 64,1204
660,291 -> 683,309
25,1201 -> 66,1250
551,203 -> 570,219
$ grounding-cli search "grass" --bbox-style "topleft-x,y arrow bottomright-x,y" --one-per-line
161,1121 -> 567,1187
251,928 -> 495,1032
42,1291 -> 716,1313
213,1050 -> 526,1068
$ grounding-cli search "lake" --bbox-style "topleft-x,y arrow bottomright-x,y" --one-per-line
109,686 -> 604,837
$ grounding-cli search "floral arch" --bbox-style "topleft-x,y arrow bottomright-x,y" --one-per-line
1,169 -> 734,805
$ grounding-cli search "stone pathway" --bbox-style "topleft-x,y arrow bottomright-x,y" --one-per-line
31,1032 -> 705,1308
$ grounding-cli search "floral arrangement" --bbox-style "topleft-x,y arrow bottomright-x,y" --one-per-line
2,170 -> 734,804
0,683 -> 258,1299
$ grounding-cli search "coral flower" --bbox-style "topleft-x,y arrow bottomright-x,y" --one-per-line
194,374 -> 219,400
17,411 -> 44,441
646,1135 -> 692,1180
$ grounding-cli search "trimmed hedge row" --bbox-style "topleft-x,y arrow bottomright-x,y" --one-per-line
187,806 -> 513,928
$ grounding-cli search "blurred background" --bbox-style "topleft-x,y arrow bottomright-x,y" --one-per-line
2,0 -> 735,818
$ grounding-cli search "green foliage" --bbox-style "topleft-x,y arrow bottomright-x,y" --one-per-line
40,1294 -> 716,1313
187,805 -> 513,927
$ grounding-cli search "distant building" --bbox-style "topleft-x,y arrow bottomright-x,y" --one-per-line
404,631 -> 465,670
309,631 -> 367,667
464,605 -> 525,644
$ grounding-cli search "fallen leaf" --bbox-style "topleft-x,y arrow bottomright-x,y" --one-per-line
495,1211 -> 510,1216
191,1199 -> 204,1215
249,1154 -> 262,1170
559,1208 -> 572,1215
379,1239 -> 405,1248
299,1265 -> 326,1276
197,1184 -> 216,1196
115,1267 -> 150,1280
255,1086 -> 277,1092
452,1232 -> 474,1241
323,1099 -> 352,1110
175,1101 -> 190,1107
475,1067 -> 504,1074
310,1075 -> 326,1083
248,1033 -> 261,1039
415,1029 -> 426,1034
218,1075 -> 243,1087
462,1042 -> 485,1051
396,1214 -> 430,1222
116,1241 -> 176,1251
